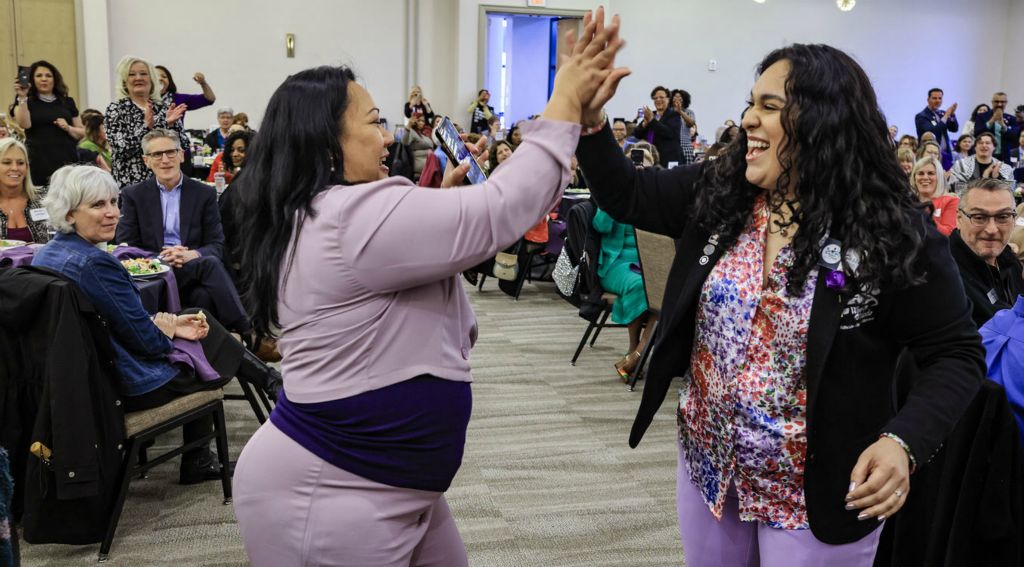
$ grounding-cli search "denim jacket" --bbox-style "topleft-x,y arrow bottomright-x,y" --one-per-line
32,232 -> 176,396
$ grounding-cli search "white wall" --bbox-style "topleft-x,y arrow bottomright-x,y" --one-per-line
80,0 -> 1019,140
507,16 -> 551,126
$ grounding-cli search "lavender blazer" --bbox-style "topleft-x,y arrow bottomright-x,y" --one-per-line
278,119 -> 579,403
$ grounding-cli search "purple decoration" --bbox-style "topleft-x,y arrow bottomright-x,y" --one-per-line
825,270 -> 846,291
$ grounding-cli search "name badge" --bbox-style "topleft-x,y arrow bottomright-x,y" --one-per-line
931,120 -> 937,126
818,238 -> 843,270
987,288 -> 1000,305
933,208 -> 942,218
29,207 -> 49,222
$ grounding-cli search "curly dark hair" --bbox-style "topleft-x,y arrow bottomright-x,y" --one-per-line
694,44 -> 926,295
969,103 -> 990,122
670,89 -> 691,110
222,130 -> 253,170
488,140 -> 514,172
27,60 -> 69,99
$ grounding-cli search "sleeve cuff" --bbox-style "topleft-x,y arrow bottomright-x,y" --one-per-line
880,432 -> 917,474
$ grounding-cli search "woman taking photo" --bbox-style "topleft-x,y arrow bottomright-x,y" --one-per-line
404,85 -> 434,124
0,138 -> 49,243
105,56 -> 186,187
575,33 -> 983,565
12,60 -> 83,185
230,9 -> 624,565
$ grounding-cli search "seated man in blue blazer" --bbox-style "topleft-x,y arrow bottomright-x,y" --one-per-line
115,128 -> 251,335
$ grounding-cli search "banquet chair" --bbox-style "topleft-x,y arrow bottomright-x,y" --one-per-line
627,229 -> 677,391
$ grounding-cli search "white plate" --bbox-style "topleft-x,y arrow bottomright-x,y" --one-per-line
0,239 -> 27,248
128,263 -> 171,279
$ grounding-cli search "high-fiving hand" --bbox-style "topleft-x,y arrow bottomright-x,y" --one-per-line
543,6 -> 629,126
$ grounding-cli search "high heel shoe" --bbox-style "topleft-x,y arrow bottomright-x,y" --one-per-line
614,351 -> 642,382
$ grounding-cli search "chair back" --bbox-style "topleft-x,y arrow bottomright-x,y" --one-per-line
634,229 -> 676,315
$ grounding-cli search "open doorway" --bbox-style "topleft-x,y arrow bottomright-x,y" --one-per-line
482,10 -> 582,128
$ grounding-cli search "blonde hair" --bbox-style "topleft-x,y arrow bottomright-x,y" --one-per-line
897,148 -> 915,164
1010,202 -> 1024,263
0,137 -> 39,201
115,56 -> 161,102
909,156 -> 947,198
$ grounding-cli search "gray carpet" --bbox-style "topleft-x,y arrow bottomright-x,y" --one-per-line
20,279 -> 684,566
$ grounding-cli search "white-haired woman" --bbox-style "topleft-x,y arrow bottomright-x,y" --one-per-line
104,56 -> 187,188
910,155 -> 958,236
0,137 -> 49,243
32,164 -> 281,483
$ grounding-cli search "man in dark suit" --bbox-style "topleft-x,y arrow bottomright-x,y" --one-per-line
973,92 -> 1019,161
914,87 -> 958,162
115,128 -> 251,334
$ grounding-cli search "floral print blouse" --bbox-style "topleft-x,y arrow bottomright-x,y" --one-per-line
104,97 -> 186,188
680,194 -> 818,530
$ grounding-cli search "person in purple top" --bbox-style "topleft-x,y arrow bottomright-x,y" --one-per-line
156,65 -> 217,124
229,8 -> 627,566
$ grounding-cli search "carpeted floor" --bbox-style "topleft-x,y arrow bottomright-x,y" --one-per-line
20,279 -> 685,566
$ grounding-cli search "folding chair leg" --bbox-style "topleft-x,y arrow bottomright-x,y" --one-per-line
237,379 -> 267,424
477,274 -> 487,291
212,405 -> 232,504
589,309 -> 612,347
99,439 -> 139,562
512,253 -> 535,301
571,319 -> 598,366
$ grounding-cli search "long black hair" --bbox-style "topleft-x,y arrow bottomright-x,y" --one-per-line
695,44 -> 925,295
27,60 -> 69,98
155,65 -> 177,95
234,66 -> 354,337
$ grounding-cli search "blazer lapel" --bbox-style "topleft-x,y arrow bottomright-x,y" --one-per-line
178,180 -> 196,248
804,269 -> 843,425
655,228 -> 723,345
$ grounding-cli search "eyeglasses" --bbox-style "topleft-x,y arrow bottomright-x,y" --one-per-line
958,209 -> 1017,227
145,149 -> 180,160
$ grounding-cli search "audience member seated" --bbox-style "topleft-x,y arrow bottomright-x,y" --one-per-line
232,112 -> 253,133
206,124 -> 246,184
910,156 -> 957,235
973,92 -> 1019,161
31,165 -> 281,484
949,131 -> 1013,185
948,178 -> 1024,327
204,107 -> 234,151
0,138 -> 49,244
404,85 -> 435,124
612,118 -> 631,152
156,66 -> 216,126
897,134 -> 918,154
12,60 -> 84,185
628,141 -> 660,169
1011,130 -> 1024,165
114,129 -> 252,337
704,125 -> 740,160
634,85 -> 683,167
105,56 -> 186,188
953,133 -> 974,163
486,140 -> 514,174
508,121 -> 523,147
78,109 -> 111,170
897,148 -> 915,176
217,129 -> 254,279
916,139 -> 943,166
400,113 -> 435,182
593,199 -> 654,380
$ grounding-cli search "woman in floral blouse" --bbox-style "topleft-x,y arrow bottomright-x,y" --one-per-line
104,56 -> 186,188
576,31 -> 983,567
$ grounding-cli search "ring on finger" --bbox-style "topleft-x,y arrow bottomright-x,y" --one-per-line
893,488 -> 904,498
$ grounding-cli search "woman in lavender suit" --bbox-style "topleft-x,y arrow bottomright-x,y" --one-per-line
230,9 -> 628,566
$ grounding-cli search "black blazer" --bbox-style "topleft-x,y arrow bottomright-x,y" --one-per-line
577,122 -> 985,544
116,175 -> 225,260
633,108 -> 683,166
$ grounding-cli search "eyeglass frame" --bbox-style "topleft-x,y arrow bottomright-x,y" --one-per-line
956,208 -> 1018,227
144,148 -> 182,160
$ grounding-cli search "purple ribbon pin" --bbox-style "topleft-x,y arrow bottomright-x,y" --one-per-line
825,270 -> 846,291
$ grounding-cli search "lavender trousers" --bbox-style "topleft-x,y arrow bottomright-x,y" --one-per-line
676,443 -> 882,567
232,421 -> 468,567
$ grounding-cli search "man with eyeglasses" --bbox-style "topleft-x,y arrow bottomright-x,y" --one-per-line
949,177 -> 1024,327
115,128 -> 252,337
973,92 -> 1020,162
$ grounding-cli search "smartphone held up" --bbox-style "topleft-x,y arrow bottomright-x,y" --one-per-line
434,117 -> 488,186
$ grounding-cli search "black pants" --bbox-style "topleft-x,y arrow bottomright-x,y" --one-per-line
123,308 -> 244,465
175,256 -> 251,334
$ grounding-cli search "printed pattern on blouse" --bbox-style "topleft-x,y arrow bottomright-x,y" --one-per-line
104,98 -> 186,188
680,194 -> 818,530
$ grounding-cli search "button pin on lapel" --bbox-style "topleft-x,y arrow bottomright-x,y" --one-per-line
699,256 -> 709,265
